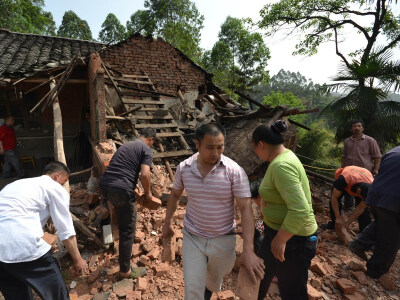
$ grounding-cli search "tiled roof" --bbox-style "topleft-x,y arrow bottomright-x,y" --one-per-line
0,29 -> 105,78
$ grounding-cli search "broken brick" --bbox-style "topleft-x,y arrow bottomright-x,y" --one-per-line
89,254 -> 99,268
140,195 -> 162,210
131,243 -> 142,257
162,233 -> 176,262
139,255 -> 151,266
142,241 -> 153,253
153,263 -> 169,276
88,267 -> 104,283
42,232 -> 58,246
348,260 -> 364,271
112,278 -> 134,298
307,284 -> 322,300
310,278 -> 322,289
336,278 -> 357,294
147,247 -> 160,260
235,265 -> 260,300
309,262 -> 327,276
327,257 -> 342,266
126,290 -> 141,300
135,277 -> 148,292
343,293 -> 365,300
336,226 -> 352,245
217,290 -> 235,300
351,271 -> 368,285
134,231 -> 145,243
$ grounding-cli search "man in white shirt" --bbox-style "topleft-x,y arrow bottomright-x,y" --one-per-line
0,161 -> 87,300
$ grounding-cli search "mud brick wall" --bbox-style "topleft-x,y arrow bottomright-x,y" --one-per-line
100,36 -> 209,95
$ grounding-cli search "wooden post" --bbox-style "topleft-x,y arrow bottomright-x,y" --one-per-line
50,79 -> 70,193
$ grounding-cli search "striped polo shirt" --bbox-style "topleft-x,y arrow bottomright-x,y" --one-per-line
173,152 -> 251,238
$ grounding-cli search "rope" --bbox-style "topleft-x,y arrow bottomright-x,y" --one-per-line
302,164 -> 338,171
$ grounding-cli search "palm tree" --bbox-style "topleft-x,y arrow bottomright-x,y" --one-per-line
321,50 -> 400,148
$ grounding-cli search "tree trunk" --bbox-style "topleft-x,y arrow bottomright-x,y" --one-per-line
50,79 -> 70,193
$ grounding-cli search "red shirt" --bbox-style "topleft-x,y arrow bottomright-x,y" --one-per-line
0,124 -> 17,151
341,166 -> 374,197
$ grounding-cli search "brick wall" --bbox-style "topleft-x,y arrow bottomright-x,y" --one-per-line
100,35 -> 210,95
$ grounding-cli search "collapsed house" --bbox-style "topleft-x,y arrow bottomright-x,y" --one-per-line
0,28 -> 317,180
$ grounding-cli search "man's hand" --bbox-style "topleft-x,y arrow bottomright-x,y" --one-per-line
343,221 -> 350,232
145,191 -> 153,203
72,257 -> 88,275
372,169 -> 379,176
239,250 -> 265,283
162,220 -> 174,238
335,216 -> 344,232
271,235 -> 286,262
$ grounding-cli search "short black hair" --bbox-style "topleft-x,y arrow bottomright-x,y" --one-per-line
5,115 -> 13,121
250,180 -> 261,199
195,123 -> 226,142
350,120 -> 365,128
252,120 -> 288,145
43,161 -> 70,175
356,182 -> 371,199
140,127 -> 157,139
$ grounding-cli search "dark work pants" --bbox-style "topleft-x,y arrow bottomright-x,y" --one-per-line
101,185 -> 137,273
257,225 -> 317,300
366,206 -> 400,278
351,221 -> 377,251
329,194 -> 371,232
0,251 -> 69,300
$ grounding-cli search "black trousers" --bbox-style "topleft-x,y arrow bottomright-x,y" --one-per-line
0,251 -> 69,300
257,225 -> 317,300
366,206 -> 400,278
101,185 -> 137,273
329,194 -> 371,232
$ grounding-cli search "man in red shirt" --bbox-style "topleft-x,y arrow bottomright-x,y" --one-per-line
0,116 -> 24,178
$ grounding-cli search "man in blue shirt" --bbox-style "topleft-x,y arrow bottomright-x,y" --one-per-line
364,146 -> 400,290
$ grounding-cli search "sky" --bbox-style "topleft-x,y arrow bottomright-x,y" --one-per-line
43,0 -> 393,85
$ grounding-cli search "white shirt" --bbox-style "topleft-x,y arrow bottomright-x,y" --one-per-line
0,175 -> 75,263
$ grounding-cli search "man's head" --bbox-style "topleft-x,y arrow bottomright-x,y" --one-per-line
350,120 -> 364,136
354,182 -> 371,201
139,127 -> 157,147
43,161 -> 70,185
5,115 -> 14,127
194,123 -> 226,165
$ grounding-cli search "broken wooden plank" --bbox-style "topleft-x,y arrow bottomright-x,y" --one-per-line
234,90 -> 271,111
24,71 -> 64,95
156,132 -> 182,138
135,123 -> 177,129
122,98 -> 163,105
137,107 -> 168,112
112,77 -> 153,85
119,105 -> 142,117
288,118 -> 312,131
106,116 -> 130,121
71,213 -> 103,247
153,150 -> 192,159
282,107 -> 320,116
134,115 -> 173,120
105,82 -> 177,98
101,61 -> 122,99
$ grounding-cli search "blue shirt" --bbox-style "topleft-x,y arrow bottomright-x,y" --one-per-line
365,146 -> 400,214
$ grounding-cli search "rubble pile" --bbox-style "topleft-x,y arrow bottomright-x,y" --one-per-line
43,174 -> 399,299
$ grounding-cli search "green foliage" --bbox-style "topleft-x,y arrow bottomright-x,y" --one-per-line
126,0 -> 204,62
297,120 -> 342,177
263,91 -> 306,123
257,0 -> 400,147
0,0 -> 56,35
257,0 -> 400,58
98,13 -> 127,44
321,50 -> 400,147
58,10 -> 93,40
253,69 -> 333,108
201,16 -> 270,97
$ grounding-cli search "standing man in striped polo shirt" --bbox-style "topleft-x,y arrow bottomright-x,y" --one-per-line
162,123 -> 265,300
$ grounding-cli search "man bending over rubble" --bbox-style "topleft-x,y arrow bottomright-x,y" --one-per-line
100,127 -> 156,279
162,123 -> 264,300
325,166 -> 373,235
0,161 -> 88,300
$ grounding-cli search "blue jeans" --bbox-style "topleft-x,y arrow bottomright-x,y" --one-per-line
2,150 -> 24,178
257,225 -> 317,300
0,251 -> 69,300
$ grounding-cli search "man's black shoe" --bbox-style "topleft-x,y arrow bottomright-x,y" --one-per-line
348,242 -> 369,261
